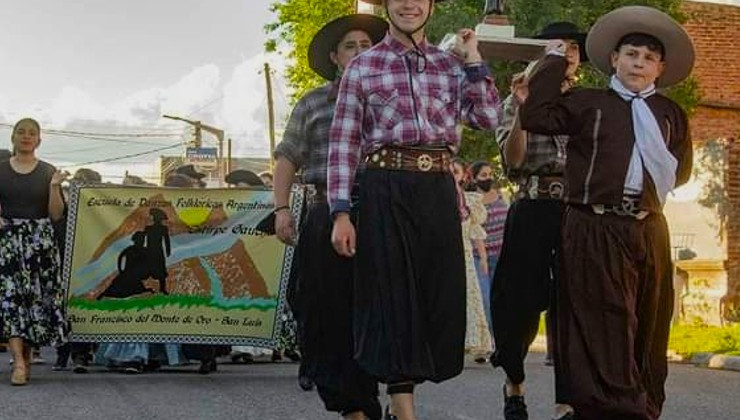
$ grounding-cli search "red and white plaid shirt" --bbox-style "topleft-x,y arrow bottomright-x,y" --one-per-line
327,34 -> 502,213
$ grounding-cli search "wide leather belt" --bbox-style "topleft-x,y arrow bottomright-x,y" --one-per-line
364,146 -> 451,173
517,175 -> 565,200
591,196 -> 649,220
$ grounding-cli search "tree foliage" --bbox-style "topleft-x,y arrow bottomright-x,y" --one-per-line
265,0 -> 354,101
695,139 -> 730,236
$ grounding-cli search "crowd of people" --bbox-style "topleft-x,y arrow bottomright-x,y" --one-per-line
0,2 -> 696,420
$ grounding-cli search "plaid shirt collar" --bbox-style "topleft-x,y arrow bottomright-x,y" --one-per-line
382,33 -> 431,57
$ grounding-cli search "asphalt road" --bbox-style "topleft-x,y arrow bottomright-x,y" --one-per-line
0,350 -> 737,420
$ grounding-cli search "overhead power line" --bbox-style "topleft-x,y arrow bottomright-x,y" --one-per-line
0,123 -> 180,137
57,142 -> 187,168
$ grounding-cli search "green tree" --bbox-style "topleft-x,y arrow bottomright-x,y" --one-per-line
265,0 -> 354,102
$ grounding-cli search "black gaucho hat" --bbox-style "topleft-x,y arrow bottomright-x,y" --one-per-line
533,21 -> 589,62
308,14 -> 389,80
174,164 -> 206,180
224,169 -> 264,187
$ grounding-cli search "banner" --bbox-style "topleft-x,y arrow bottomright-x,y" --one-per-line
62,184 -> 303,347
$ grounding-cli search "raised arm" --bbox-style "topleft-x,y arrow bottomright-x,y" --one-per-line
519,53 -> 577,136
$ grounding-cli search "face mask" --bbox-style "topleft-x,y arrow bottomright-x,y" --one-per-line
476,179 -> 494,192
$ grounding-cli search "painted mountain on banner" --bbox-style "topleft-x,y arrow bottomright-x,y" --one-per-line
74,193 -> 272,301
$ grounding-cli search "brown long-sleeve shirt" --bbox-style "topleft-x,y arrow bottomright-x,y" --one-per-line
520,55 -> 692,212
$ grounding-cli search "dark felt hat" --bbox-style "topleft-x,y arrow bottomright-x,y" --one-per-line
308,14 -> 388,80
224,169 -> 264,187
175,164 -> 206,180
534,21 -> 588,62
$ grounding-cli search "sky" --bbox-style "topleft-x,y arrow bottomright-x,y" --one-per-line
0,0 -> 292,181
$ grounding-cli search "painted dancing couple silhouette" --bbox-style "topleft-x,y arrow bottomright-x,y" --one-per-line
99,208 -> 171,299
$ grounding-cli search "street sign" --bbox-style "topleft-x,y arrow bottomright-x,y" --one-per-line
186,147 -> 218,170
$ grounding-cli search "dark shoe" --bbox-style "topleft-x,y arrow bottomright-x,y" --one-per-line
503,384 -> 528,420
383,406 -> 397,420
123,362 -> 143,374
474,356 -> 488,364
52,357 -> 68,371
271,350 -> 282,362
73,363 -> 88,374
298,374 -> 314,391
284,349 -> 301,362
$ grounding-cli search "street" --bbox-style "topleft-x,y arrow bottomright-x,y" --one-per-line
1,350 -> 737,419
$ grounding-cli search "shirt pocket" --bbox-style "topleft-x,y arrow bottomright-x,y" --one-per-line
366,88 -> 402,130
427,87 -> 458,130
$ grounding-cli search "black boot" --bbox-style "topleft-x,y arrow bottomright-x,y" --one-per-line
298,374 -> 314,391
503,384 -> 528,420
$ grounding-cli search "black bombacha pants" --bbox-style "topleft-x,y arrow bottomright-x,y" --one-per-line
293,200 -> 381,419
557,206 -> 673,420
491,199 -> 564,398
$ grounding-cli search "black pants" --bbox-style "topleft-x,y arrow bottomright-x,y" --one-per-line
56,342 -> 94,364
293,201 -> 380,419
355,169 -> 466,384
557,207 -> 673,420
491,199 -> 564,395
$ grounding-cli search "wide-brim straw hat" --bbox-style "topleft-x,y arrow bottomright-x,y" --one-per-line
585,6 -> 695,88
308,14 -> 388,80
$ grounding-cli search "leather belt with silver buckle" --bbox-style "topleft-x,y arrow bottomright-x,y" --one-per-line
364,146 -> 451,173
591,196 -> 649,220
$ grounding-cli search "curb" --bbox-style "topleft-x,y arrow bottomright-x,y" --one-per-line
533,335 -> 740,372
689,352 -> 740,372
667,350 -> 740,372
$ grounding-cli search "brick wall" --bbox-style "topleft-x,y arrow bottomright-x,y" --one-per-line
682,1 -> 740,141
682,1 -> 740,321
724,138 -> 740,320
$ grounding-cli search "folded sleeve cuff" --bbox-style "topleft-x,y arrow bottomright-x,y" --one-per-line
330,199 -> 351,216
464,63 -> 491,83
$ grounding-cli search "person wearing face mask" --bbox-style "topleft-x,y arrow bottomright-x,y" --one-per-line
0,118 -> 68,386
520,7 -> 694,420
272,14 -> 389,420
490,21 -> 587,420
451,159 -> 492,363
469,161 -> 508,345
327,1 -> 502,418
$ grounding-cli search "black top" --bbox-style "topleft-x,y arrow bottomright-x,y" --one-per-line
0,159 -> 56,219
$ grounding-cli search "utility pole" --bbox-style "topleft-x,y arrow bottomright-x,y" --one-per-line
162,114 -> 225,179
264,62 -> 276,170
227,137 -> 232,176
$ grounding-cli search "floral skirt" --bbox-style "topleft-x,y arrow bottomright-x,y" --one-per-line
0,218 -> 67,346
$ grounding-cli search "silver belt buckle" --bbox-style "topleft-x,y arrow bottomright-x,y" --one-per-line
416,154 -> 434,172
592,204 -> 606,215
548,181 -> 564,199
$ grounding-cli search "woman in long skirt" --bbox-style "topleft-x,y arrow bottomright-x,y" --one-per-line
0,118 -> 68,385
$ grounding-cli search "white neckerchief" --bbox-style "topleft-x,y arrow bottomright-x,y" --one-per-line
610,75 -> 677,205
